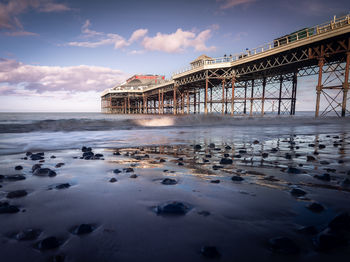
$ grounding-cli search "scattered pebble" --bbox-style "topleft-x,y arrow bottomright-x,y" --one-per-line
14,165 -> 23,170
161,178 -> 177,185
290,188 -> 307,197
314,173 -> 331,181
210,180 -> 220,184
71,224 -> 94,235
56,183 -> 71,189
109,178 -> 117,183
306,202 -> 324,213
130,174 -> 138,178
36,236 -> 61,250
7,190 -> 27,199
33,168 -> 57,177
55,163 -> 65,168
231,176 -> 244,181
155,201 -> 189,215
219,158 -> 232,165
268,237 -> 300,255
15,229 -> 41,241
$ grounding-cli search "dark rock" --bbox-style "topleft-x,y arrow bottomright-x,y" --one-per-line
253,140 -> 259,144
50,155 -> 56,159
26,152 -> 32,156
200,246 -> 220,258
178,162 -> 184,166
325,168 -> 336,173
177,157 -> 183,161
307,155 -> 316,162
15,229 -> 41,241
198,211 -> 211,216
194,144 -> 202,150
95,154 -> 103,158
238,149 -> 247,154
313,228 -> 347,251
328,212 -> 350,231
32,163 -> 42,172
319,144 -> 326,149
297,226 -> 318,235
308,144 -> 315,147
209,143 -> 215,148
15,165 -> 23,170
210,180 -> 220,184
234,154 -> 241,158
37,236 -> 61,250
225,145 -> 232,150
320,160 -> 330,165
33,168 -> 57,177
123,167 -> 134,173
287,167 -> 302,174
23,157 -> 28,160
212,165 -> 223,170
30,153 -> 44,161
307,202 -> 324,213
231,176 -> 244,181
56,183 -> 70,189
159,159 -> 166,163
264,176 -> 279,182
313,151 -> 319,155
109,178 -> 117,183
268,237 -> 300,255
224,153 -> 230,158
113,169 -> 121,174
156,201 -> 189,215
161,178 -> 177,185
205,154 -> 212,158
129,174 -> 138,178
81,146 -> 92,152
271,148 -> 278,153
72,224 -> 94,235
203,159 -> 209,163
290,188 -> 307,197
314,173 -> 331,181
262,153 -> 269,158
7,190 -> 27,199
214,148 -> 221,151
55,163 -> 64,168
285,153 -> 292,159
113,151 -> 121,155
220,158 -> 232,165
4,174 -> 26,181
83,151 -> 94,159
0,201 -> 20,214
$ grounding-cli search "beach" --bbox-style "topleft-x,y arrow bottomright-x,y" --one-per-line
0,113 -> 350,262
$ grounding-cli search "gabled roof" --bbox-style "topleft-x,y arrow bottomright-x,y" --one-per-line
191,54 -> 213,64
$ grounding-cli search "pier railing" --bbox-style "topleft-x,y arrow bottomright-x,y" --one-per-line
172,14 -> 350,76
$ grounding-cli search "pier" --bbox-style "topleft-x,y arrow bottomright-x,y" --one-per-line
101,14 -> 350,117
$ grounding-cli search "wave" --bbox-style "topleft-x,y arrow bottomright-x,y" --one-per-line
0,114 -> 349,133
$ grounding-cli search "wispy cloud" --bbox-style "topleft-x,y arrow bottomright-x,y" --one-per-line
217,0 -> 257,9
69,20 -> 216,54
0,58 -> 129,96
68,20 -> 144,49
0,0 -> 71,36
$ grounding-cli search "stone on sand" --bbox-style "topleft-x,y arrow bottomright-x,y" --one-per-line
156,201 -> 189,215
7,190 -> 27,199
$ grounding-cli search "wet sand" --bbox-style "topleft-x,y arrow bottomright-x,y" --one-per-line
0,133 -> 350,262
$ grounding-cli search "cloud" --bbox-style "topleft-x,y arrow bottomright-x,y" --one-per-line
0,58 -> 129,96
69,20 -> 142,49
142,28 -> 216,53
129,29 -> 148,42
217,0 -> 257,9
0,0 -> 71,35
69,21 -> 216,53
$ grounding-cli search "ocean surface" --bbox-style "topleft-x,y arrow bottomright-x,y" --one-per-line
0,112 -> 349,155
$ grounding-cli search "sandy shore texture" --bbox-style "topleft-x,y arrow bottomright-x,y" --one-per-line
1,133 -> 350,262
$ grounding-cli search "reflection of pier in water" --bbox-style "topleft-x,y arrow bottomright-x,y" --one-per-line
101,15 -> 350,117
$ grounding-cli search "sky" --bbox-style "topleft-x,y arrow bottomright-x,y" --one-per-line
0,0 -> 349,112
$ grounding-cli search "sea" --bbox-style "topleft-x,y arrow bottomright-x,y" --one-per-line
0,112 -> 349,155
